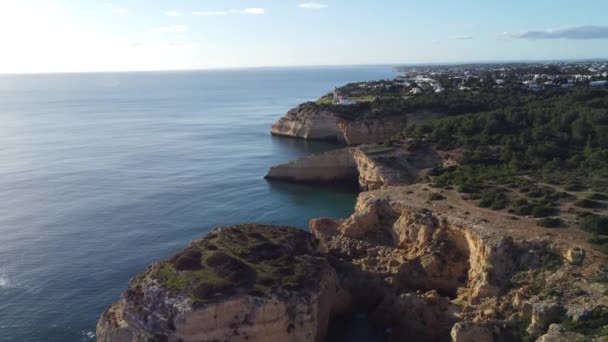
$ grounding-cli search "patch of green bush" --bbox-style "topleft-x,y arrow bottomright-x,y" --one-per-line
580,215 -> 608,235
477,188 -> 509,210
574,199 -> 606,209
537,217 -> 563,228
588,193 -> 608,201
562,307 -> 608,337
429,192 -> 446,201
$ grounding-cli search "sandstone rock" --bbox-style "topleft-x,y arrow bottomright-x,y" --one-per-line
266,142 -> 445,190
536,324 -> 585,342
450,322 -> 494,342
565,247 -> 585,265
527,302 -> 566,335
265,148 -> 357,184
97,225 -> 350,342
271,102 -> 406,145
271,103 -> 346,142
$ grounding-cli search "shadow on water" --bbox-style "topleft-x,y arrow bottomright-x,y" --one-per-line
266,178 -> 360,197
325,313 -> 388,342
270,134 -> 346,156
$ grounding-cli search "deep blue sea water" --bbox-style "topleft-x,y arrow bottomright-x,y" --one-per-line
0,66 -> 396,342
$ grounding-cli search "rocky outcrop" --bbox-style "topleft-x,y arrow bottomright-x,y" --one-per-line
97,225 -> 350,342
354,143 -> 444,190
310,185 -> 608,341
271,103 -> 346,143
265,148 -> 358,184
100,184 -> 608,341
271,103 -> 407,145
536,324 -> 586,342
265,142 -> 445,190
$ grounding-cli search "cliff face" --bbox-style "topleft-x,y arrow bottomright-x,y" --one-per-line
271,103 -> 347,143
310,185 -> 608,341
265,148 -> 358,184
265,142 -> 445,190
270,103 -> 406,145
97,225 -> 350,342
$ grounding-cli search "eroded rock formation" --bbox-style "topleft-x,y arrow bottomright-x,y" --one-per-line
99,186 -> 608,342
265,148 -> 358,184
265,142 -> 445,190
270,103 -> 407,145
311,185 -> 608,341
97,225 -> 350,342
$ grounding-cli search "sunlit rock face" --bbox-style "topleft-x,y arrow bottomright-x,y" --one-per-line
97,225 -> 350,342
311,185 -> 608,341
270,102 -> 406,145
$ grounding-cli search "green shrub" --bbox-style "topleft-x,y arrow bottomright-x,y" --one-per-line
564,182 -> 587,192
574,199 -> 606,209
580,215 -> 608,235
562,307 -> 608,337
477,188 -> 509,210
532,205 -> 557,218
588,193 -> 608,201
537,217 -> 563,228
541,252 -> 563,271
429,192 -> 446,201
458,183 -> 480,194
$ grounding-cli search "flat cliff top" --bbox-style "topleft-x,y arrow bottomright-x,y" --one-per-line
363,184 -> 608,271
138,224 -> 327,305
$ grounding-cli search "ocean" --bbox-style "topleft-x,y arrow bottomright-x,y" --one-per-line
0,66 -> 397,341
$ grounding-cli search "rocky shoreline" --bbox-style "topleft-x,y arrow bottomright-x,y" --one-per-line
98,96 -> 608,342
98,184 -> 607,341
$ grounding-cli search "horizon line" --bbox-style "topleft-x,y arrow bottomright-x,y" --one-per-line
2,57 -> 608,76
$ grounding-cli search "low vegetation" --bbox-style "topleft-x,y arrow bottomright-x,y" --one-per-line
149,224 -> 327,304
562,307 -> 608,338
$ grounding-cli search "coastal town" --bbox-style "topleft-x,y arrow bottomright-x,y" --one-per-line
327,61 -> 608,106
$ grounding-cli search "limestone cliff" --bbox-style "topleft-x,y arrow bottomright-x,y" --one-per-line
311,185 -> 608,341
271,102 -> 407,145
265,148 -> 358,184
265,142 -> 445,190
99,185 -> 607,342
97,225 -> 350,342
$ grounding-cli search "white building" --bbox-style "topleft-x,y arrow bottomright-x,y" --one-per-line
410,87 -> 423,95
333,87 -> 357,105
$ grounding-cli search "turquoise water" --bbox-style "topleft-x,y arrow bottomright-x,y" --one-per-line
0,67 -> 396,341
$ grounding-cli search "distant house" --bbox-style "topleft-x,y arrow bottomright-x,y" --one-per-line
333,87 -> 357,105
495,79 -> 505,85
410,87 -> 423,95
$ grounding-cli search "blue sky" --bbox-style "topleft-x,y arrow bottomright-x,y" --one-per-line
1,0 -> 608,73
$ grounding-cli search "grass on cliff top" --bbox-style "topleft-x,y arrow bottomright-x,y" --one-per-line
149,224 -> 327,305
562,307 -> 608,338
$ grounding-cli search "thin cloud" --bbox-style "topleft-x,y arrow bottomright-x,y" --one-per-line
151,25 -> 188,33
451,35 -> 473,40
191,8 -> 265,16
507,25 -> 608,40
242,8 -> 265,15
297,2 -> 328,9
166,10 -> 181,17
192,10 -> 227,16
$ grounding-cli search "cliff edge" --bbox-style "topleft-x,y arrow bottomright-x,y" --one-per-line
97,224 -> 350,342
270,102 -> 408,145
